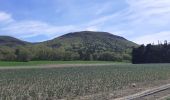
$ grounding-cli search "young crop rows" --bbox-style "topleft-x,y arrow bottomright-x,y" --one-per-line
0,64 -> 170,99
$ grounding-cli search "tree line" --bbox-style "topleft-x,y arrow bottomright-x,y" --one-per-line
132,41 -> 170,64
0,45 -> 132,62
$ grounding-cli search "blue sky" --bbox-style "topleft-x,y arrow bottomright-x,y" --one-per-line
0,0 -> 170,44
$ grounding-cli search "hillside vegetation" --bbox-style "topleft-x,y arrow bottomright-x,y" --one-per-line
0,31 -> 137,62
0,36 -> 29,47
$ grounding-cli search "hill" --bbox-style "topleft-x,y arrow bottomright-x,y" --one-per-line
0,31 -> 138,61
44,31 -> 136,50
0,36 -> 29,47
42,31 -> 137,61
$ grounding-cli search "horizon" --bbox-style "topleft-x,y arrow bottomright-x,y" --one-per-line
0,30 -> 169,45
0,0 -> 170,44
0,30 -> 130,43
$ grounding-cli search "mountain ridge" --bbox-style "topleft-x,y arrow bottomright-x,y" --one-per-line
0,31 -> 137,61
0,36 -> 30,47
0,31 -> 137,46
43,31 -> 137,50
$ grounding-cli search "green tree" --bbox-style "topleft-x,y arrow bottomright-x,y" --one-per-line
98,52 -> 123,61
15,47 -> 31,62
0,46 -> 16,61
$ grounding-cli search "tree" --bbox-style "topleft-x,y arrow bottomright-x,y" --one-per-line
98,52 -> 123,61
15,47 -> 31,62
132,45 -> 145,64
132,41 -> 170,64
0,46 -> 16,61
122,53 -> 132,61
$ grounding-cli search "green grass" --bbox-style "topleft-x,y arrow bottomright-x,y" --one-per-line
0,64 -> 170,99
0,61 -> 116,67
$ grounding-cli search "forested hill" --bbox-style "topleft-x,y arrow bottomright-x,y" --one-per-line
43,31 -> 136,52
0,36 -> 29,47
42,31 -> 137,61
0,31 -> 137,62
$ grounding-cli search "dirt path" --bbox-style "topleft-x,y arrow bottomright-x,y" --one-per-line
0,63 -> 115,70
158,94 -> 170,100
74,79 -> 170,100
115,84 -> 170,100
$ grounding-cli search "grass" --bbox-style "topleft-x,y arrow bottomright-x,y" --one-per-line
164,95 -> 170,100
0,64 -> 170,99
0,61 -> 116,67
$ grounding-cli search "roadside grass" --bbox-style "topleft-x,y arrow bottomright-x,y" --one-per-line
161,94 -> 170,100
0,61 -> 118,67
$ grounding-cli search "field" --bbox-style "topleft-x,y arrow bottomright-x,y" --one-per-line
0,63 -> 170,100
0,61 -> 115,67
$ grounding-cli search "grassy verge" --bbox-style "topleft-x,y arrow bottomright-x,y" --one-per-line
0,61 -> 118,67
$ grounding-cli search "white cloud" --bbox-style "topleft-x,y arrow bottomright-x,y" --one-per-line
89,0 -> 170,26
1,0 -> 170,43
85,0 -> 170,44
126,0 -> 170,24
0,12 -> 14,23
95,2 -> 113,15
0,12 -> 82,40
1,20 -> 78,38
85,26 -> 99,31
133,31 -> 170,44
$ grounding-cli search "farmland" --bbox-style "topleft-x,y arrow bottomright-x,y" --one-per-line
0,63 -> 170,99
0,61 -> 115,67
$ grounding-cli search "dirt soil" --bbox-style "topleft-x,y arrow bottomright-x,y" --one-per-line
75,79 -> 170,100
134,88 -> 170,100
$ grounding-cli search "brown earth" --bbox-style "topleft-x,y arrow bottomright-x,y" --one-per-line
76,79 -> 170,100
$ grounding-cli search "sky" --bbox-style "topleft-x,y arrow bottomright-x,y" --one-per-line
0,0 -> 170,44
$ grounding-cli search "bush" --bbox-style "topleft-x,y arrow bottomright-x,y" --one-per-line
98,52 -> 123,61
0,47 -> 16,61
123,54 -> 132,61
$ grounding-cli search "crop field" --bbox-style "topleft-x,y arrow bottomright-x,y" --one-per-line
0,64 -> 170,100
0,61 -> 115,67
